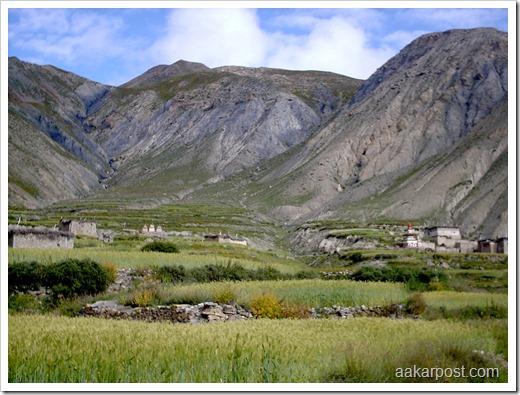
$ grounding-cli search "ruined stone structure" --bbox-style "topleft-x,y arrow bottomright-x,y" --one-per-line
204,234 -> 247,246
59,219 -> 97,237
497,237 -> 508,254
478,237 -> 508,254
8,225 -> 74,249
478,239 -> 497,253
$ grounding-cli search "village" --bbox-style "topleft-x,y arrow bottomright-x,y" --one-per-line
8,219 -> 507,255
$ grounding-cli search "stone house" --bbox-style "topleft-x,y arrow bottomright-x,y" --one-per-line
8,225 -> 74,249
424,226 -> 461,248
59,219 -> 97,237
422,225 -> 478,252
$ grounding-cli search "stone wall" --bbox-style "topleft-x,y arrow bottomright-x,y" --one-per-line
78,300 -> 407,323
79,301 -> 253,323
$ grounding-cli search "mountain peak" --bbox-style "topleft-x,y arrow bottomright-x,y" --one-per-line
350,27 -> 506,106
121,59 -> 211,88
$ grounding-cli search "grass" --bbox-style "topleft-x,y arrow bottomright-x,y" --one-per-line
8,247 -> 304,274
6,204 -> 509,386
422,291 -> 508,310
153,279 -> 409,308
8,314 -> 507,383
8,202 -> 290,250
327,228 -> 390,238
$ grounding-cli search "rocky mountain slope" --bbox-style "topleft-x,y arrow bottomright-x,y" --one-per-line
8,28 -> 508,240
8,57 -> 361,206
8,58 -> 112,207
236,28 -> 508,239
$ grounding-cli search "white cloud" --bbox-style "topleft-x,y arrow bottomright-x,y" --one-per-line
265,16 -> 394,78
148,9 -> 268,68
148,10 -> 395,79
9,9 -> 132,66
10,7 -> 506,85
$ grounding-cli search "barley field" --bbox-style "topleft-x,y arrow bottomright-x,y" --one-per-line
156,279 -> 408,308
7,246 -> 302,273
423,291 -> 508,310
8,314 -> 507,384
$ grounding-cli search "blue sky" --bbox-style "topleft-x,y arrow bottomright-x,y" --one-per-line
7,4 -> 509,86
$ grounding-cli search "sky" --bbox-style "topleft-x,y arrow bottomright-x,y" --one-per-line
6,3 -> 509,86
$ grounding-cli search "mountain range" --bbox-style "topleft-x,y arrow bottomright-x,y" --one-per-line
8,27 -> 508,240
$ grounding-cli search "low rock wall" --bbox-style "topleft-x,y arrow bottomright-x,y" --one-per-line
79,301 -> 253,324
78,300 -> 407,323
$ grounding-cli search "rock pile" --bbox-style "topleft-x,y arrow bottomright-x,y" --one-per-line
311,304 -> 406,319
106,268 -> 153,293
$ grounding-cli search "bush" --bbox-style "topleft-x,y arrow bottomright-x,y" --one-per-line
8,261 -> 45,293
349,252 -> 364,263
126,282 -> 160,307
44,259 -> 111,299
154,263 -> 294,284
405,293 -> 426,315
141,241 -> 179,253
294,270 -> 321,280
155,265 -> 187,283
213,289 -> 236,304
8,293 -> 40,312
250,293 -> 283,319
430,303 -> 508,320
101,262 -> 118,284
350,266 -> 447,291
254,266 -> 285,281
282,302 -> 312,319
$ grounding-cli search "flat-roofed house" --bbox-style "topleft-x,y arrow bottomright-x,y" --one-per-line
8,225 -> 74,249
59,219 -> 97,237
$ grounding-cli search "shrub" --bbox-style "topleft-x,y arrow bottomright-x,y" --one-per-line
155,263 -> 292,284
155,265 -> 187,283
101,262 -> 118,284
213,289 -> 236,305
250,293 -> 283,319
349,252 -> 364,263
430,303 -> 508,320
350,266 -> 447,291
126,282 -> 160,307
255,266 -> 285,281
294,270 -> 320,280
141,241 -> 179,253
8,261 -> 45,293
8,293 -> 40,312
406,293 -> 426,315
282,302 -> 312,319
44,259 -> 111,299
428,281 -> 445,291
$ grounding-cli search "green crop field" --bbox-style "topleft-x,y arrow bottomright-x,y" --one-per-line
153,278 -> 408,308
8,315 -> 507,384
6,204 -> 510,387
